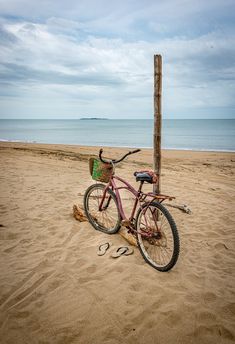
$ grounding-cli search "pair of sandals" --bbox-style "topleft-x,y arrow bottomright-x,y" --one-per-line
97,242 -> 134,258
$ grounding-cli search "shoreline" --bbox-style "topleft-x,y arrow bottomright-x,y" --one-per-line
1,140 -> 235,155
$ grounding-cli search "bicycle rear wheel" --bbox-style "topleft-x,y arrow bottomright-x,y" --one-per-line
136,201 -> 180,272
84,183 -> 121,234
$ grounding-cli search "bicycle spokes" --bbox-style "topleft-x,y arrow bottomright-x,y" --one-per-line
137,204 -> 175,269
84,184 -> 120,233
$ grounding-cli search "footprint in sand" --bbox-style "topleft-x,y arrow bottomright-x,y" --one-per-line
162,310 -> 181,328
86,264 -> 97,274
214,242 -> 229,250
203,291 -> 217,303
192,324 -> 234,341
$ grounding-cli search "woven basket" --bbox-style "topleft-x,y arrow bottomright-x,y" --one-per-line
89,158 -> 113,183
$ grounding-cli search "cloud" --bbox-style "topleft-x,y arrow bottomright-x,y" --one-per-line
0,61 -> 126,87
1,0 -> 234,39
0,25 -> 18,45
0,0 -> 235,118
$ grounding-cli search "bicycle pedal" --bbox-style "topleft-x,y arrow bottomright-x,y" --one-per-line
121,219 -> 131,227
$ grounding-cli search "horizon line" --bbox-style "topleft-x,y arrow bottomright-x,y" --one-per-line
0,117 -> 234,120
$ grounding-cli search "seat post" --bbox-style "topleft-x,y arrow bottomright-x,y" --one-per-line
138,181 -> 144,193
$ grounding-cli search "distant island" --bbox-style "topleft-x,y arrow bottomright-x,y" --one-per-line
80,117 -> 109,120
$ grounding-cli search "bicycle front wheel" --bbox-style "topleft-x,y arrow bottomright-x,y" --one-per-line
136,202 -> 180,272
84,183 -> 121,234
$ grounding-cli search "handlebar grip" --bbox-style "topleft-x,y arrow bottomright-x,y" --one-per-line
130,149 -> 141,154
99,147 -> 140,164
99,148 -> 106,163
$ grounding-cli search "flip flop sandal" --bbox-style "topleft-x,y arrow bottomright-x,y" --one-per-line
97,242 -> 112,256
111,246 -> 134,258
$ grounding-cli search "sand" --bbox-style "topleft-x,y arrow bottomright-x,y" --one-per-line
0,141 -> 235,344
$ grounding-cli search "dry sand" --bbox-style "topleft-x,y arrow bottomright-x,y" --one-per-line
0,142 -> 235,344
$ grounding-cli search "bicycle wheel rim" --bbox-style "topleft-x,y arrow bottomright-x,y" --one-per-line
136,202 -> 179,271
84,184 -> 120,234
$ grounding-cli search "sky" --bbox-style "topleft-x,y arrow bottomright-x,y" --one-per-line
0,0 -> 235,119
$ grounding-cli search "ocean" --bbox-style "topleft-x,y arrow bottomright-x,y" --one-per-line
0,119 -> 235,152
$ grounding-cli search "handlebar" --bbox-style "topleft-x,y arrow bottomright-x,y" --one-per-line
99,148 -> 141,164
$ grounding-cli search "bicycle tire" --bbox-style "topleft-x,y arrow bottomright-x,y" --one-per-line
136,201 -> 180,272
84,183 -> 121,234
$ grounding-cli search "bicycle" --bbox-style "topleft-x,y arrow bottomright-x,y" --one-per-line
84,149 -> 180,272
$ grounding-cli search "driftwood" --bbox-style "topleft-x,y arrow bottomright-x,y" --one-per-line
72,205 -> 137,246
119,227 -> 137,247
164,203 -> 192,214
73,205 -> 87,222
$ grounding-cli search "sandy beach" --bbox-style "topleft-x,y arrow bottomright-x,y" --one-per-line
0,141 -> 235,344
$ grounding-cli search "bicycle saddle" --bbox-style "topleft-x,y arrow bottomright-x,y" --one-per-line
134,171 -> 158,184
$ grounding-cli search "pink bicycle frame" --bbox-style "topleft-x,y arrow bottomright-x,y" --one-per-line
101,175 -> 142,222
98,174 -> 175,225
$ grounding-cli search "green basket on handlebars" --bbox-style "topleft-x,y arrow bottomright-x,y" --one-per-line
89,158 -> 113,183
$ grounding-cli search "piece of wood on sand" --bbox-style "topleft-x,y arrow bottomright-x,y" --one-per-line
72,205 -> 137,246
73,205 -> 87,222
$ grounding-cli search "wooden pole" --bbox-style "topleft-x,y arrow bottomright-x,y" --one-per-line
153,54 -> 162,194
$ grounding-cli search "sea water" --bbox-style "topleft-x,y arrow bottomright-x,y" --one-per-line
0,119 -> 235,152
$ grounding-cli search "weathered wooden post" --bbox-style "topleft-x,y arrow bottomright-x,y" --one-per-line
153,54 -> 162,194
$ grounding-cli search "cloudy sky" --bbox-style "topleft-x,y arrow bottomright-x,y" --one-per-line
0,0 -> 235,119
